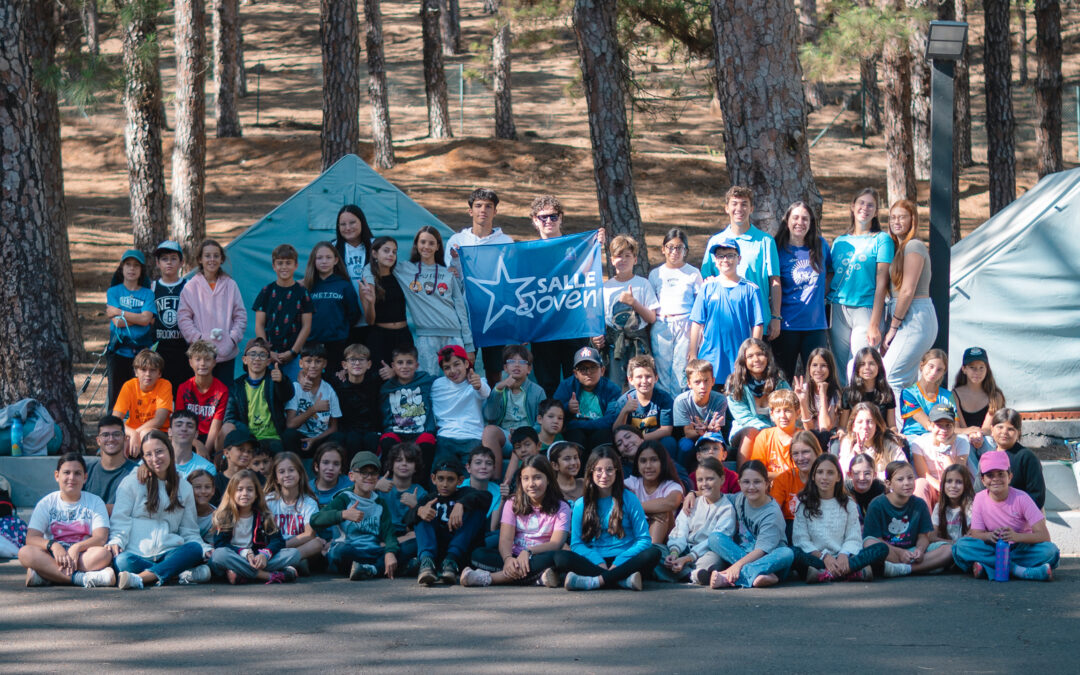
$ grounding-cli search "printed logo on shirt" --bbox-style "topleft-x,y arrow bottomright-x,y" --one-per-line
389,386 -> 427,433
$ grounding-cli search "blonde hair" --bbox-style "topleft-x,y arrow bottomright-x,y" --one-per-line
212,470 -> 278,535
768,388 -> 799,412
888,200 -> 919,291
609,234 -> 638,258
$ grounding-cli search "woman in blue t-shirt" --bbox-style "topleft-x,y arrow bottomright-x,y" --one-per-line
772,201 -> 831,382
105,249 -> 156,410
828,188 -> 895,385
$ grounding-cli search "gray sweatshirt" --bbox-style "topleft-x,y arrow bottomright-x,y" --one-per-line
728,492 -> 786,553
392,261 -> 474,352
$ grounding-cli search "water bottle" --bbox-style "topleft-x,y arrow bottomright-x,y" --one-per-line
10,416 -> 23,457
993,538 -> 1010,582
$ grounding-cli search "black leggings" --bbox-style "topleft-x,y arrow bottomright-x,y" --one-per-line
472,546 -> 660,586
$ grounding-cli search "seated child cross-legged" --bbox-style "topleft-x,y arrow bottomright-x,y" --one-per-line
658,457 -> 735,584
310,452 -> 400,580
625,440 -> 685,545
792,454 -> 888,583
19,453 -> 115,588
264,452 -> 326,571
373,442 -> 428,570
210,470 -> 301,584
461,455 -> 575,588
861,460 -> 953,578
564,447 -> 662,591
548,441 -> 585,502
952,451 -> 1059,581
414,456 -> 493,586
704,460 -> 794,589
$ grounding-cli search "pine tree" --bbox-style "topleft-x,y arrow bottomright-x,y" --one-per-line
1033,0 -> 1062,179
213,0 -> 242,137
421,0 -> 453,138
984,0 -> 1015,214
364,0 -> 395,168
320,0 -> 361,169
171,0 -> 207,262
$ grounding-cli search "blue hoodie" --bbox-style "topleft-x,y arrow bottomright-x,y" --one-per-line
308,274 -> 361,343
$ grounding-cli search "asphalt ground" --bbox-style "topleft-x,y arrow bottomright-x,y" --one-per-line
2,558 -> 1077,673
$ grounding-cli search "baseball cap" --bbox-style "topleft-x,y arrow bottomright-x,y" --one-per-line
349,451 -> 381,472
431,456 -> 463,476
695,432 -> 726,448
979,450 -> 1011,475
709,238 -> 741,256
120,249 -> 146,265
962,347 -> 988,366
438,344 -> 470,366
154,240 -> 184,260
927,403 -> 956,423
573,346 -> 603,367
223,425 -> 257,449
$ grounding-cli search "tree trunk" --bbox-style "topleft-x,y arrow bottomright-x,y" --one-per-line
710,0 -> 822,233
573,0 -> 647,274
860,56 -> 883,133
320,0 -> 361,169
440,0 -> 461,56
171,0 -> 207,262
800,0 -> 825,109
213,0 -> 242,137
907,0 -> 930,181
83,0 -> 99,55
236,15 -> 247,97
953,0 -> 972,168
119,0 -> 168,259
984,0 -> 1015,215
493,20 -> 516,140
1018,3 -> 1028,86
0,0 -> 84,451
30,0 -> 85,360
1033,0 -> 1062,179
879,0 -> 915,206
483,0 -> 499,13
421,0 -> 453,139
364,0 -> 395,169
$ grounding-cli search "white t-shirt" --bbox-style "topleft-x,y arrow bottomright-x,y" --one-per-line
648,264 -> 703,317
231,515 -> 255,548
431,376 -> 492,441
602,276 -> 660,328
342,241 -> 368,285
266,494 -> 319,540
28,491 -> 110,545
286,380 -> 342,438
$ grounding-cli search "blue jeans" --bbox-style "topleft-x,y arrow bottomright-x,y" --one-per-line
951,537 -> 1060,576
114,541 -> 206,585
326,542 -> 388,575
708,532 -> 794,588
415,510 -> 486,565
209,546 -> 301,579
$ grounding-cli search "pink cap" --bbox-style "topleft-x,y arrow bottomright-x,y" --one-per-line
978,450 -> 1010,475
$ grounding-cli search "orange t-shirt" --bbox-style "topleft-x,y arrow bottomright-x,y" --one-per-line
770,468 -> 805,521
114,378 -> 173,431
750,426 -> 794,477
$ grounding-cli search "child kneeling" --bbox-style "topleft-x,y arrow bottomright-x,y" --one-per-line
952,451 -> 1059,581
210,470 -> 300,584
310,451 -> 400,580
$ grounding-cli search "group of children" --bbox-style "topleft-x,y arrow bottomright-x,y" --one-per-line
16,184 -> 1059,589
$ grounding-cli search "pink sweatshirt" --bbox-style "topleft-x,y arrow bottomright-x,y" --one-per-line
177,274 -> 247,362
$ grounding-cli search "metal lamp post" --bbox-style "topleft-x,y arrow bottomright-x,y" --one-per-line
926,20 -> 968,351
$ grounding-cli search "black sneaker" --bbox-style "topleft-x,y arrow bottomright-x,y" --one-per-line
417,557 -> 437,586
439,558 -> 459,585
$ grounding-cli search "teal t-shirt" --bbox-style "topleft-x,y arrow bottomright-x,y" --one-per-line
828,232 -> 895,308
578,390 -> 602,421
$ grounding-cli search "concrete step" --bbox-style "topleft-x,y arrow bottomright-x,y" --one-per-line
1045,510 -> 1080,556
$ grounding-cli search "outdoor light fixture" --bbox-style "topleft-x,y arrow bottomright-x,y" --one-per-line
926,20 -> 968,61
927,20 -> 968,351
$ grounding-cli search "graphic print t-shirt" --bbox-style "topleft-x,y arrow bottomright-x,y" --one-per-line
28,491 -> 109,545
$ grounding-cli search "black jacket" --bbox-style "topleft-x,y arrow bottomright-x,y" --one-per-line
224,372 -> 293,438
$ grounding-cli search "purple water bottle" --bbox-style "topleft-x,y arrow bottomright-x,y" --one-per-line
993,538 -> 1010,582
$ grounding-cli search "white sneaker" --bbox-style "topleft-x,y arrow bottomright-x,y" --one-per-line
179,565 -> 211,585
459,566 -> 492,587
81,567 -> 116,588
25,569 -> 48,587
117,571 -> 145,590
883,561 -> 912,578
618,571 -> 643,591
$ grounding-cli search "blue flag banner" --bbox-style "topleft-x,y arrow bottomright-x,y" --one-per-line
458,231 -> 605,348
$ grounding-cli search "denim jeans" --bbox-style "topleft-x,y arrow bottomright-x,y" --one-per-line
952,537 -> 1060,576
209,546 -> 301,579
708,532 -> 794,588
114,541 -> 206,585
415,510 -> 486,565
326,542 -> 388,575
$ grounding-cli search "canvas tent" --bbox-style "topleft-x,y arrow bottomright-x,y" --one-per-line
949,167 -> 1080,412
223,153 -> 455,362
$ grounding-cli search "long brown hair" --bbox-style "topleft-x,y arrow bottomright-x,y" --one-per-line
263,452 -> 317,502
409,226 -> 447,265
213,469 -> 278,534
303,241 -> 350,290
725,338 -> 783,401
934,463 -> 974,540
953,354 -> 1006,415
580,446 -> 626,543
846,187 -> 882,234
888,200 -> 919,291
775,201 -> 824,272
512,455 -> 565,516
137,430 -> 183,515
797,453 -> 849,519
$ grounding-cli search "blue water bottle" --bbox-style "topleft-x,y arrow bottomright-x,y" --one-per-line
10,416 -> 23,457
993,538 -> 1010,582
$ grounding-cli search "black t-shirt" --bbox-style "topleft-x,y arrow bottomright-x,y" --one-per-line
846,478 -> 886,524
329,373 -> 383,432
253,282 -> 313,352
841,387 -> 896,420
374,273 -> 407,324
152,279 -> 187,348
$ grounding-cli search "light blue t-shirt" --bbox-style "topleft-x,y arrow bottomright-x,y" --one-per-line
828,232 -> 895,308
105,284 -> 156,357
777,238 -> 831,331
176,452 -> 217,478
689,279 -> 764,386
700,225 -> 779,323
